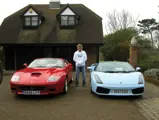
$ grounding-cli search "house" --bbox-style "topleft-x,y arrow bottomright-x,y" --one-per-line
0,0 -> 103,70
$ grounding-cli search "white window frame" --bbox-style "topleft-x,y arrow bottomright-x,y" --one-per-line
24,16 -> 40,27
60,15 -> 75,26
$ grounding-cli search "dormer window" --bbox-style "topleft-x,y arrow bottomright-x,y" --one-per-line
24,16 -> 40,27
21,7 -> 44,29
56,5 -> 80,29
61,15 -> 75,26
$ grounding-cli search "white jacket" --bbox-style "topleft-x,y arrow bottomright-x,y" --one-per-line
73,50 -> 87,67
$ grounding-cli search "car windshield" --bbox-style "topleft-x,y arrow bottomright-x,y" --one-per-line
95,62 -> 135,73
28,58 -> 64,68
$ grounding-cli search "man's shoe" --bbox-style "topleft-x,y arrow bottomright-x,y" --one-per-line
82,84 -> 86,87
75,84 -> 79,87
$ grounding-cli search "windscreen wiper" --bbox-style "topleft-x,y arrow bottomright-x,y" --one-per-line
103,71 -> 115,73
36,65 -> 46,67
51,66 -> 63,68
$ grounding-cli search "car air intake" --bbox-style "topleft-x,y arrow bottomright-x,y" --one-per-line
132,87 -> 144,94
96,87 -> 110,94
19,86 -> 45,90
31,72 -> 41,76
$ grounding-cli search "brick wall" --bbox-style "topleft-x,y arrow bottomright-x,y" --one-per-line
129,46 -> 138,68
84,46 -> 97,70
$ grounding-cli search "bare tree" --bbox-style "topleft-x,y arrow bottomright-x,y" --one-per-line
105,9 -> 139,33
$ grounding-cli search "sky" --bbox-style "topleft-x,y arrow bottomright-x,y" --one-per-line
0,0 -> 159,35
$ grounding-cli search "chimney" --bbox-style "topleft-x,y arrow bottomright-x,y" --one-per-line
49,0 -> 61,9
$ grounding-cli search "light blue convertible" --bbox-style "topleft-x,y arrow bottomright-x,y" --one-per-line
87,61 -> 145,96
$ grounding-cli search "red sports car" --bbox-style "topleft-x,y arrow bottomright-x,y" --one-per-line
10,58 -> 73,96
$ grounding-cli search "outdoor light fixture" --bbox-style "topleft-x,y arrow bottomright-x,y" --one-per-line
29,8 -> 33,13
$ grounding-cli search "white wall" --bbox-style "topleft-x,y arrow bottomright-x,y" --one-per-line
61,8 -> 75,15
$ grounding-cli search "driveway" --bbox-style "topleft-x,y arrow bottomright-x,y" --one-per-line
0,73 -> 158,120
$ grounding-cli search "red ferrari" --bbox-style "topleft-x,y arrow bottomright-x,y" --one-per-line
10,58 -> 73,96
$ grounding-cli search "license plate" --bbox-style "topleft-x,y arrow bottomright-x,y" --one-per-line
22,91 -> 40,95
113,90 -> 128,93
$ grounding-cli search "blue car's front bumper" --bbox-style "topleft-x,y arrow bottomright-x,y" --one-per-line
91,83 -> 144,96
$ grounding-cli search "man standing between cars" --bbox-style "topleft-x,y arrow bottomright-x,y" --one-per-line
73,44 -> 87,87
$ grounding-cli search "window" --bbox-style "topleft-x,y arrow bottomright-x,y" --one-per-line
61,16 -> 68,25
68,16 -> 75,25
28,58 -> 64,68
24,16 -> 40,27
25,17 -> 31,26
61,16 -> 75,26
32,17 -> 38,26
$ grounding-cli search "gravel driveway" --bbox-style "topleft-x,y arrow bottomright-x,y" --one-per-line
0,74 -> 150,120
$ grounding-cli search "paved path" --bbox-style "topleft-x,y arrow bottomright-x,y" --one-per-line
133,82 -> 159,120
0,74 -> 158,120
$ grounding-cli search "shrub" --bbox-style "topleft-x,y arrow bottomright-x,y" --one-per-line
144,69 -> 159,80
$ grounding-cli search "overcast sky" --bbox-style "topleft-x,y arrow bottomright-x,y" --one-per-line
0,0 -> 159,35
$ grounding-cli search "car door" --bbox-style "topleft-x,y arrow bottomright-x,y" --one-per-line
64,59 -> 73,81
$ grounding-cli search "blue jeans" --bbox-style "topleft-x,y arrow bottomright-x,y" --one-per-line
75,65 -> 86,85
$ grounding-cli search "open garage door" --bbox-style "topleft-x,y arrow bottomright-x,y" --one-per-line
55,46 -> 76,71
16,46 -> 44,70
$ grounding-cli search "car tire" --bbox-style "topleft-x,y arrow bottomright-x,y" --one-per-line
69,76 -> 73,84
62,78 -> 68,94
15,93 -> 20,97
90,80 -> 94,94
0,72 -> 3,84
138,95 -> 143,98
91,89 -> 94,94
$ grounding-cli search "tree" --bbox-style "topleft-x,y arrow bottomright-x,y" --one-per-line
154,31 -> 159,48
137,18 -> 159,47
105,9 -> 139,34
100,28 -> 138,61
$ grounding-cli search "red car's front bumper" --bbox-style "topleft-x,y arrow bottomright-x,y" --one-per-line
10,81 -> 64,95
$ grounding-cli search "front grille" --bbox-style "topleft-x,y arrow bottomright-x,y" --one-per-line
96,87 -> 110,94
19,86 -> 45,91
132,87 -> 144,94
49,89 -> 55,91
11,88 -> 16,90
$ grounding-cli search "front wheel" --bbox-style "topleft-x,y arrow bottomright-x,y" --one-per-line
91,89 -> 94,94
90,80 -> 94,94
0,72 -> 3,84
69,75 -> 74,84
62,78 -> 68,94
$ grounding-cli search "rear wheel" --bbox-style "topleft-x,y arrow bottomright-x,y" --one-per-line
62,78 -> 68,94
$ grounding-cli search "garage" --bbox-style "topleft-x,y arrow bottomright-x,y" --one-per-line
4,45 -> 77,70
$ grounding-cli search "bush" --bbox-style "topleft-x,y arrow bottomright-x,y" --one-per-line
144,69 -> 159,80
138,61 -> 159,72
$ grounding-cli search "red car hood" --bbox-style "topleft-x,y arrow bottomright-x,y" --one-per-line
14,68 -> 63,84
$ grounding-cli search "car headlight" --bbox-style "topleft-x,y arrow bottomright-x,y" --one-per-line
94,74 -> 103,84
48,75 -> 61,82
138,75 -> 144,84
11,75 -> 20,82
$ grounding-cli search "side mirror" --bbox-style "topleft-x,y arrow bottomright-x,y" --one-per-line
87,66 -> 92,70
23,63 -> 28,68
136,67 -> 141,72
92,63 -> 97,66
68,63 -> 72,66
